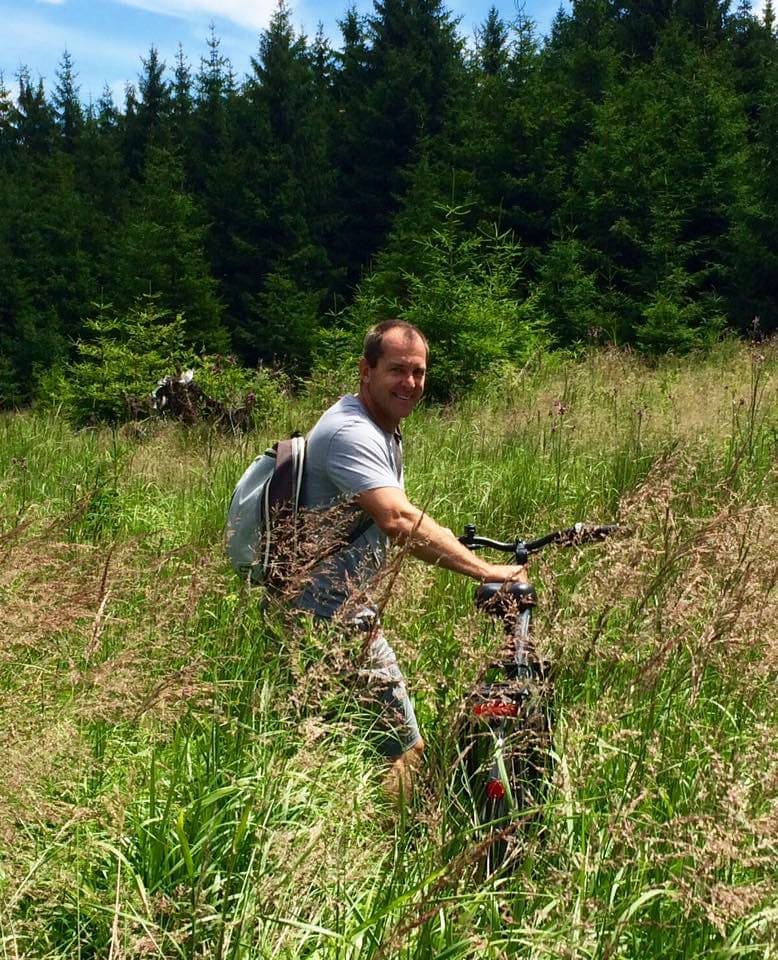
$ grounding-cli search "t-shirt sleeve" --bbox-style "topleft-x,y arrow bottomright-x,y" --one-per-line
325,421 -> 402,496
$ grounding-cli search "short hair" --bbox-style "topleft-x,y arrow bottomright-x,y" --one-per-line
362,319 -> 429,368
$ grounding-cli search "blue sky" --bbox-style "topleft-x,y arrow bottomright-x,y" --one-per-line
2,0 -> 568,107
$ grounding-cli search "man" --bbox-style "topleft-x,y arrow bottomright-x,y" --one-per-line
296,319 -> 527,792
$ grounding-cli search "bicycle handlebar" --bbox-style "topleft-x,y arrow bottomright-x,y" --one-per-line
459,522 -> 619,564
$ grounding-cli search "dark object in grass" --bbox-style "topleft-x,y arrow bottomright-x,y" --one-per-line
152,369 -> 255,430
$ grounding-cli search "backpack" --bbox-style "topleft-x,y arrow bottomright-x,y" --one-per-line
226,435 -> 306,587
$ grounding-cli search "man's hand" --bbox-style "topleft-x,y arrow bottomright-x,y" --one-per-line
481,563 -> 529,585
357,486 -> 529,583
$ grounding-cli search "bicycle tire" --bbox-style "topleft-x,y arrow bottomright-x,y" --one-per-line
459,688 -> 551,877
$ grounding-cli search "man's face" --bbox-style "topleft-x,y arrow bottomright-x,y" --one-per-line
358,329 -> 427,431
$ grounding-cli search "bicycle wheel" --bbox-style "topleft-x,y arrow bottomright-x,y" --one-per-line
479,745 -> 516,875
459,683 -> 551,876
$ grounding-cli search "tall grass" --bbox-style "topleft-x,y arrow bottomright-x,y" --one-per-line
0,343 -> 775,958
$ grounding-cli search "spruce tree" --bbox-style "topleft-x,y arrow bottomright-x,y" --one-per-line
765,0 -> 776,34
2,69 -> 81,396
172,44 -> 194,161
455,9 -> 556,247
52,50 -> 83,152
124,46 -> 172,177
190,26 -> 239,322
114,146 -> 229,353
331,7 -> 372,284
0,72 -> 14,160
15,69 -> 55,156
77,87 -> 127,294
233,0 -> 334,368
192,25 -> 233,190
358,0 -> 464,247
477,6 -> 510,76
730,43 -> 778,332
568,27 -> 749,347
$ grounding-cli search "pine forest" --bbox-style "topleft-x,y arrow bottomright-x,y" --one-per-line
1,0 -> 777,411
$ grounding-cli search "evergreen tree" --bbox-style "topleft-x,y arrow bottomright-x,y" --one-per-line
568,27 -> 749,347
192,25 -> 233,189
335,0 -> 464,277
114,146 -> 229,352
477,6 -> 510,76
15,69 -> 55,156
312,22 -> 334,88
455,9 -> 559,249
58,301 -> 189,423
230,0 -> 335,368
331,7 -> 371,284
543,0 -> 620,159
190,26 -> 239,321
360,150 -> 454,302
52,50 -> 83,152
727,0 -> 776,126
77,87 -> 127,292
0,144 -> 36,405
1,69 -> 90,399
124,46 -> 172,176
730,46 -> 778,332
0,72 -> 14,160
765,0 -> 776,34
171,44 -> 194,159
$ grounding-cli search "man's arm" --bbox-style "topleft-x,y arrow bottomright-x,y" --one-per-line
357,486 -> 527,583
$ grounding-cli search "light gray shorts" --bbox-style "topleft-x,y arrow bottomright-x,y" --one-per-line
348,610 -> 421,759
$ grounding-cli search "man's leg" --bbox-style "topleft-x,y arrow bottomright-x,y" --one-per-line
355,619 -> 423,799
385,737 -> 424,802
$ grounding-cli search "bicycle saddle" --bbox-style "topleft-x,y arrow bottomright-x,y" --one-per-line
475,581 -> 536,614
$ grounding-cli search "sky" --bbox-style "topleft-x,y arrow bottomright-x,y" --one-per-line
1,0 -> 568,107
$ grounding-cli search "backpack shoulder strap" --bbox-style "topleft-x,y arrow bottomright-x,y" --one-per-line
267,438 -> 294,515
266,435 -> 305,516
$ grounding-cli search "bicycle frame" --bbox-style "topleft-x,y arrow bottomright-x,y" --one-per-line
474,603 -> 537,803
458,521 -> 617,872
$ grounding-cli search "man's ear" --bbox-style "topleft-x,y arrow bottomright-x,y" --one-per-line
358,357 -> 370,383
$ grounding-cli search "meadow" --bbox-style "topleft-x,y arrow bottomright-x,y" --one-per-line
0,342 -> 775,959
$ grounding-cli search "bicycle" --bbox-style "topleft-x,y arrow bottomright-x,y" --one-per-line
456,521 -> 618,875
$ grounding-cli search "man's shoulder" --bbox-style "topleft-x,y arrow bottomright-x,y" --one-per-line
309,395 -> 379,444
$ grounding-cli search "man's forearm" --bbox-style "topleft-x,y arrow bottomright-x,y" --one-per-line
356,486 -> 525,583
395,508 -> 492,579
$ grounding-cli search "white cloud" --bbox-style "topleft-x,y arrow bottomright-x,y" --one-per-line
114,0 -> 277,32
36,0 -> 67,6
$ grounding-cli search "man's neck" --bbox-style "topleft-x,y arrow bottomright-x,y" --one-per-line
356,387 -> 399,435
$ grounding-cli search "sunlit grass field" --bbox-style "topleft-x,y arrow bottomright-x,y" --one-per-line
0,343 -> 776,958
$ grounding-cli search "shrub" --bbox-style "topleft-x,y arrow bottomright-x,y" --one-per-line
193,355 -> 288,427
532,238 -> 618,345
40,300 -> 189,424
638,269 -> 726,353
40,301 -> 289,428
335,206 -> 551,399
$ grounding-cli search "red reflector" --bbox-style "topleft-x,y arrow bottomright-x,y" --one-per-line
474,701 -> 518,718
486,779 -> 506,800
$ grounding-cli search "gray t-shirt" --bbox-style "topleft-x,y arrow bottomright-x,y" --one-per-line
295,394 -> 403,618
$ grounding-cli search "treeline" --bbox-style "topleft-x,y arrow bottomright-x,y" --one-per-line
1,0 -> 777,407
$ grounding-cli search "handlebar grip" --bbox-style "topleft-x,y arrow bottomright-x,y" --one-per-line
571,523 -> 620,543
